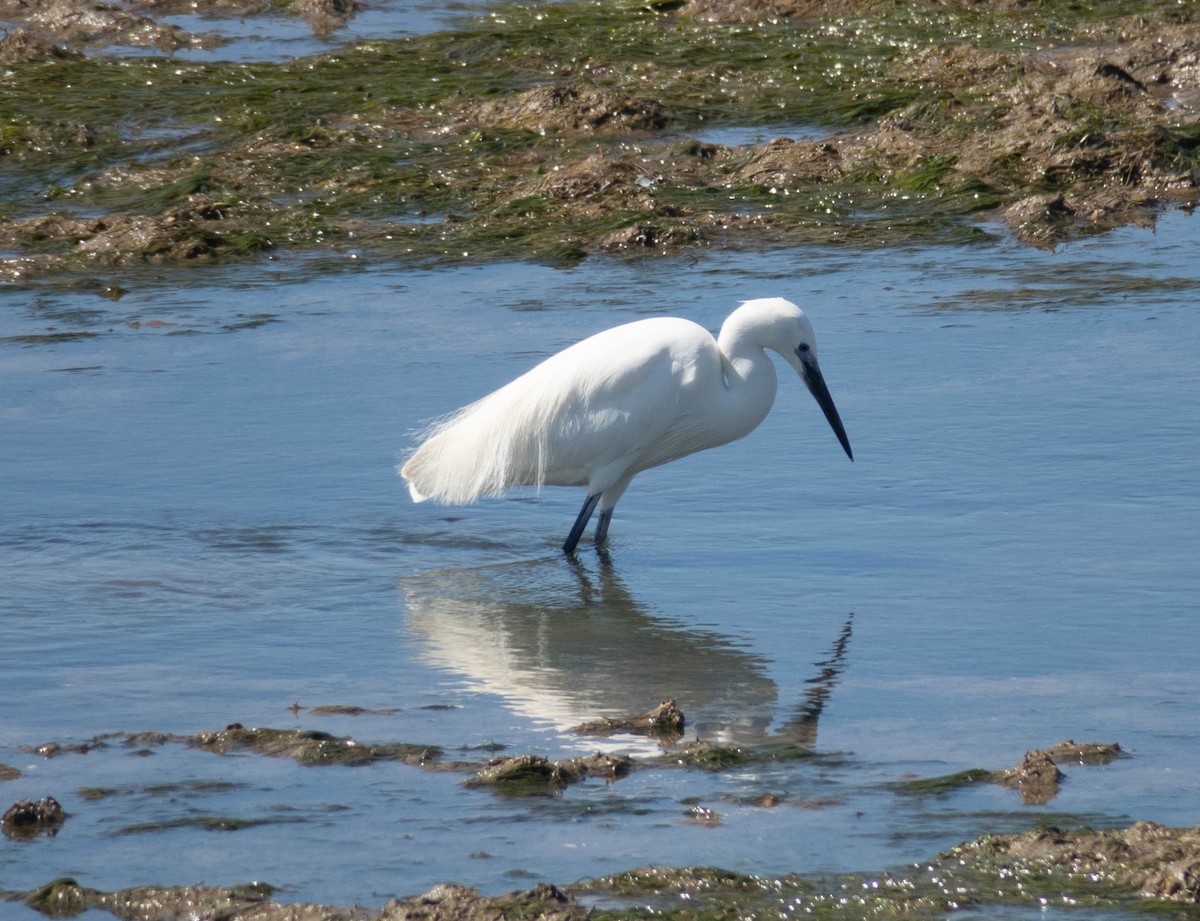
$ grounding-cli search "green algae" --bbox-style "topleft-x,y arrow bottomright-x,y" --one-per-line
580,865 -> 969,919
22,877 -> 91,915
577,825 -> 1200,919
11,846 -> 1195,921
899,767 -> 999,796
77,779 -> 246,801
304,704 -> 402,715
186,724 -> 442,766
2,330 -> 101,344
27,725 -> 446,768
898,741 -> 1126,803
671,739 -> 816,771
112,814 -> 308,835
470,752 -> 635,796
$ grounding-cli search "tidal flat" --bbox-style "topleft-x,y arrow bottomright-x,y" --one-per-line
1,0 -> 1199,281
3,711 -> 1198,919
3,1 -> 1200,919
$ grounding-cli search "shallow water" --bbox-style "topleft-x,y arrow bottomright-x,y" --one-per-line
8,0 -> 491,63
2,212 -> 1200,914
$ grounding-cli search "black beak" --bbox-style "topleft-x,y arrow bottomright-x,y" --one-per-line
798,348 -> 853,461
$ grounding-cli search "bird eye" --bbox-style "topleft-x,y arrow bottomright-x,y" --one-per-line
797,342 -> 811,353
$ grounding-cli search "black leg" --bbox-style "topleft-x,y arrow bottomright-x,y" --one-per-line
594,508 -> 613,547
563,493 -> 601,554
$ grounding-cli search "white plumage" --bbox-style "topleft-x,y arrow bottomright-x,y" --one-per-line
400,297 -> 852,552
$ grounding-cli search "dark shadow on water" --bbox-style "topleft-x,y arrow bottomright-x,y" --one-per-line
399,553 -> 852,750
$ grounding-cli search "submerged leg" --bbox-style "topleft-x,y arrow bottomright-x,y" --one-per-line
563,493 -> 601,554
590,477 -> 631,550
594,508 -> 614,547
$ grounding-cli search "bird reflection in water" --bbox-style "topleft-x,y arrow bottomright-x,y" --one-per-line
400,554 -> 852,754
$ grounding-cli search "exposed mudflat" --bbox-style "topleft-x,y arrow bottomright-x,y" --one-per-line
7,813 -> 1200,919
2,0 -> 1199,280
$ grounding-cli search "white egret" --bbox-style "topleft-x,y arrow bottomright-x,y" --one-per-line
400,297 -> 853,553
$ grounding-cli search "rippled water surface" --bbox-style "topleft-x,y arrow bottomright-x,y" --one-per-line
3,213 -> 1200,914
66,0 -> 492,62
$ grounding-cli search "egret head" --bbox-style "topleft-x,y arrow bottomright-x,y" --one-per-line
739,298 -> 854,462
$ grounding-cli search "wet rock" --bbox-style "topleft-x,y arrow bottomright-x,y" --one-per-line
121,730 -> 178,749
291,0 -> 361,36
304,704 -> 401,716
23,878 -> 92,915
733,139 -> 845,187
585,865 -> 773,897
473,754 -> 560,787
0,28 -> 80,63
574,698 -> 686,739
681,0 -> 878,24
11,877 -> 586,920
25,725 -> 444,770
500,152 -> 664,232
0,0 -> 354,48
10,0 -> 204,52
32,738 -> 100,757
76,197 -> 238,263
684,803 -> 721,826
1001,193 -> 1077,248
381,882 -> 584,921
683,0 -> 1125,25
463,82 -> 667,136
903,739 -> 1124,804
471,752 -> 633,793
947,821 -> 1200,904
20,877 -> 352,920
670,738 -> 814,770
104,881 -> 296,918
29,731 -> 184,760
994,740 -> 1124,804
1037,739 -> 1123,765
994,749 -> 1064,805
670,739 -> 751,770
598,220 -> 707,252
529,155 -> 644,204
569,751 -> 635,781
731,792 -> 791,808
1061,56 -> 1156,112
0,198 -> 272,270
0,763 -> 19,781
584,822 -> 1200,913
2,797 -> 66,839
187,724 -> 440,767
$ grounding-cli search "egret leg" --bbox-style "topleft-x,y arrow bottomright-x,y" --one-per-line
563,493 -> 601,554
594,508 -> 614,547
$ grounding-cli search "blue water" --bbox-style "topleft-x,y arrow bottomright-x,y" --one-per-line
2,212 -> 1199,913
1,0 -> 489,62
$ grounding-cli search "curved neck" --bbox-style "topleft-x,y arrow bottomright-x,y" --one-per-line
713,330 -> 779,446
